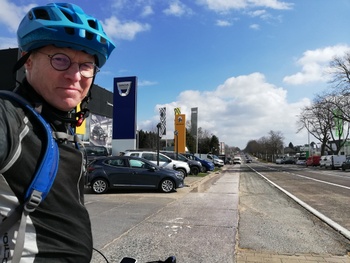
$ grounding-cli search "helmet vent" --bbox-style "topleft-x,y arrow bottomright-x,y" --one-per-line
64,27 -> 75,35
61,10 -> 74,22
88,20 -> 97,30
33,9 -> 50,20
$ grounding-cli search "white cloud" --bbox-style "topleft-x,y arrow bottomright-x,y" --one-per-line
196,0 -> 248,12
0,0 -> 36,33
138,80 -> 158,87
102,16 -> 151,41
250,24 -> 260,30
249,9 -> 267,17
283,44 -> 350,85
247,9 -> 272,20
139,72 -> 311,148
196,0 -> 293,13
141,5 -> 154,17
163,1 -> 193,17
216,20 -> 232,26
251,0 -> 293,10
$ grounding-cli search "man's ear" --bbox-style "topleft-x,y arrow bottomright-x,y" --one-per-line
23,52 -> 32,69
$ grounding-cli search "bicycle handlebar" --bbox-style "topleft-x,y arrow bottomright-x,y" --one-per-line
120,256 -> 176,263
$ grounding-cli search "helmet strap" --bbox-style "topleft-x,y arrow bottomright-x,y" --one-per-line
74,77 -> 94,127
12,51 -> 32,86
12,51 -> 31,74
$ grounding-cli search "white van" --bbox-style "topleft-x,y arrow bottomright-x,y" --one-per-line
324,155 -> 346,169
123,151 -> 190,178
319,156 -> 328,167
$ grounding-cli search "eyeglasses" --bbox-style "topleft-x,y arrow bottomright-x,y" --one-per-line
36,51 -> 100,78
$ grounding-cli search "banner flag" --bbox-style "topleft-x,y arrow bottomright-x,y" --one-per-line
159,107 -> 166,136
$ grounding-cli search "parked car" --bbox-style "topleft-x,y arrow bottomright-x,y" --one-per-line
306,155 -> 321,167
205,154 -> 225,167
283,157 -> 296,164
183,153 -> 215,173
225,157 -> 233,164
160,151 -> 202,175
123,151 -> 190,178
276,156 -> 295,164
295,157 -> 307,165
83,145 -> 109,163
275,157 -> 284,164
87,156 -> 184,194
341,157 -> 350,171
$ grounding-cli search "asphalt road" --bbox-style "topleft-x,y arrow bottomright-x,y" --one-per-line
85,164 -> 350,263
238,164 -> 350,255
249,162 -> 350,231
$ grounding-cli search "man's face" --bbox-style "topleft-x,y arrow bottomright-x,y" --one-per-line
24,45 -> 95,111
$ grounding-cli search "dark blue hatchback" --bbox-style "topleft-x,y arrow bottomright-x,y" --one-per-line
87,156 -> 184,194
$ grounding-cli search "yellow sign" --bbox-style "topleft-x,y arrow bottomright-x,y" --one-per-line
75,103 -> 86,135
174,114 -> 186,153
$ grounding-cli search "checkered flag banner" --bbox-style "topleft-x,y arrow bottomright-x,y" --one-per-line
159,107 -> 166,136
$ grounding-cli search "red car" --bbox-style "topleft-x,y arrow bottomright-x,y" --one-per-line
306,156 -> 321,167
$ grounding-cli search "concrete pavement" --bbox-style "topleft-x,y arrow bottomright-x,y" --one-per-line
185,166 -> 350,263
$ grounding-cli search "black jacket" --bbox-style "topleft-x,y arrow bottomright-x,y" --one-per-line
0,79 -> 92,262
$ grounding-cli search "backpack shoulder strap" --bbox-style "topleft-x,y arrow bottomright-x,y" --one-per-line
0,90 -> 59,263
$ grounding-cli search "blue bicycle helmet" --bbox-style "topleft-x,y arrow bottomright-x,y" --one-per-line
17,3 -> 115,67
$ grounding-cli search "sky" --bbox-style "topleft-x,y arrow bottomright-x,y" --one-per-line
1,0 -> 350,149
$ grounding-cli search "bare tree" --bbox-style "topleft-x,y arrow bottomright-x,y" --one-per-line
252,131 -> 284,161
328,53 -> 350,92
317,94 -> 350,154
268,130 -> 284,160
298,93 -> 350,155
297,99 -> 332,155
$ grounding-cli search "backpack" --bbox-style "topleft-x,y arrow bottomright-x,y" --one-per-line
0,90 -> 59,263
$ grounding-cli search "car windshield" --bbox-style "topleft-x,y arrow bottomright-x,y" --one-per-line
177,154 -> 188,161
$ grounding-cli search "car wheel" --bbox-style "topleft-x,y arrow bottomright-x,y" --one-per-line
191,166 -> 200,176
91,178 -> 108,194
175,168 -> 186,179
160,179 -> 175,193
201,166 -> 207,173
